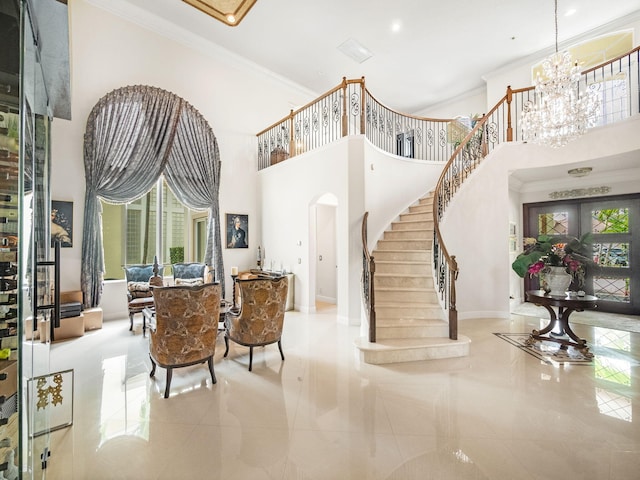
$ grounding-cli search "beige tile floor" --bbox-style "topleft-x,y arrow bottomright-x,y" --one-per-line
44,303 -> 640,479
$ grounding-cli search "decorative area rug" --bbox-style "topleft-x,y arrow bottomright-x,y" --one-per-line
494,332 -> 593,365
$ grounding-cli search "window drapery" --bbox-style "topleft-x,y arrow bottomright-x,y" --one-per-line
81,85 -> 223,308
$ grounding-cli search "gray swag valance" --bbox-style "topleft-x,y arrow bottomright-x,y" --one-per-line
81,85 -> 223,308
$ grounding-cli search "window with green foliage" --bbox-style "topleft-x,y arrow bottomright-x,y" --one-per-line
102,178 -> 190,280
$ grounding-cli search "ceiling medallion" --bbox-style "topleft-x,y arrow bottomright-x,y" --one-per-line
521,0 -> 600,148
182,0 -> 257,27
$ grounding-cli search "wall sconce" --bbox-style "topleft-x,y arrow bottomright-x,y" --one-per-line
567,167 -> 593,177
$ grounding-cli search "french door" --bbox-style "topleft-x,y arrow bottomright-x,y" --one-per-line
524,194 -> 639,315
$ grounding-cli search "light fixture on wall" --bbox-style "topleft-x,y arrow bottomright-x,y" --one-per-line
521,0 -> 599,148
567,166 -> 592,177
182,0 -> 257,27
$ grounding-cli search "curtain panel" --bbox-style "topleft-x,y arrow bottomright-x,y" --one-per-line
164,102 -> 224,292
81,85 -> 223,308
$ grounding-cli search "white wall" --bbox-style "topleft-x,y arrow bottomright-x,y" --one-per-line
259,135 -> 446,325
442,115 -> 640,320
54,0 -> 315,319
259,138 -> 364,322
363,142 -> 444,250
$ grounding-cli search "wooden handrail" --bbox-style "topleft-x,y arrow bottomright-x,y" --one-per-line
256,78 -> 362,137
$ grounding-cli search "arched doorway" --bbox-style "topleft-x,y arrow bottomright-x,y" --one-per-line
310,193 -> 338,311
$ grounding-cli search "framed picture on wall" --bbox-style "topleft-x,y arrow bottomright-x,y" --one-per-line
51,200 -> 73,248
226,213 -> 248,249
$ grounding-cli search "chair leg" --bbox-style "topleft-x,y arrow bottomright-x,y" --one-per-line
149,357 -> 156,377
277,339 -> 285,361
129,312 -> 134,331
224,334 -> 229,357
207,356 -> 217,384
248,346 -> 253,371
164,368 -> 173,398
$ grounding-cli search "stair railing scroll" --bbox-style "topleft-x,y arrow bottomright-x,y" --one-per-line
361,212 -> 376,342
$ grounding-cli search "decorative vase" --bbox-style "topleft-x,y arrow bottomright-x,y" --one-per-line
542,266 -> 572,296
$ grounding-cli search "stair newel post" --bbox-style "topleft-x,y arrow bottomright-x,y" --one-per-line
341,77 -> 348,137
288,109 -> 295,157
360,76 -> 366,135
368,256 -> 376,343
448,255 -> 458,340
506,85 -> 513,142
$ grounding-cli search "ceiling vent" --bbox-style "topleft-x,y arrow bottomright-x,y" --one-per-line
337,38 -> 373,64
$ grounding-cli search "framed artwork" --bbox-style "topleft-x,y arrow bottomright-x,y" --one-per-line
226,213 -> 248,249
51,200 -> 73,248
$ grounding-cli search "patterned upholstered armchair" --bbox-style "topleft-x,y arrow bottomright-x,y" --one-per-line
149,282 -> 221,398
124,262 -> 164,331
172,262 -> 213,286
224,276 -> 288,371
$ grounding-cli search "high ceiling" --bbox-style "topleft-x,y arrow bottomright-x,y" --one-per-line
91,0 -> 640,113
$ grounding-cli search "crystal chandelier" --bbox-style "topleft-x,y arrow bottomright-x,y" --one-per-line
521,0 -> 600,148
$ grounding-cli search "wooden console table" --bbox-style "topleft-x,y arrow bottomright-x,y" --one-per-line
525,290 -> 598,358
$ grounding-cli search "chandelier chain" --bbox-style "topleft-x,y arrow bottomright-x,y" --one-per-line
554,0 -> 558,53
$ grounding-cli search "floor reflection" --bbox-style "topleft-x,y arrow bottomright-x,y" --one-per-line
42,307 -> 640,480
99,355 -> 150,446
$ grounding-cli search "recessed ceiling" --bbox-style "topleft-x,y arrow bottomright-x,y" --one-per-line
181,0 -> 257,26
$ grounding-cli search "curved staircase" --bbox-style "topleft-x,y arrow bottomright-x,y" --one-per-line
355,193 -> 471,364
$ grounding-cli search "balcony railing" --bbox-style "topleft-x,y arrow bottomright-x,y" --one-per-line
257,46 -> 640,342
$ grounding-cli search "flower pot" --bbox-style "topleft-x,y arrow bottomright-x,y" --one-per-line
542,266 -> 572,296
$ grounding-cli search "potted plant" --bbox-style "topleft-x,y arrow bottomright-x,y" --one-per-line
512,232 -> 596,294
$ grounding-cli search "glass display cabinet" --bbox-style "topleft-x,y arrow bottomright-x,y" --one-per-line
0,0 -> 70,477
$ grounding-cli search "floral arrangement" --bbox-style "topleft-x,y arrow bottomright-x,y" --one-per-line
511,233 -> 595,288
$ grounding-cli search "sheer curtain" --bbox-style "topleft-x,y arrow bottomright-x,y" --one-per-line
81,85 -> 224,307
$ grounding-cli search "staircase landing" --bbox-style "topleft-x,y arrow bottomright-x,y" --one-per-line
354,335 -> 471,365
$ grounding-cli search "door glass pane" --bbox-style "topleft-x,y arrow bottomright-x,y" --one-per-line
593,276 -> 630,303
593,242 -> 629,267
538,212 -> 568,235
592,208 -> 629,233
